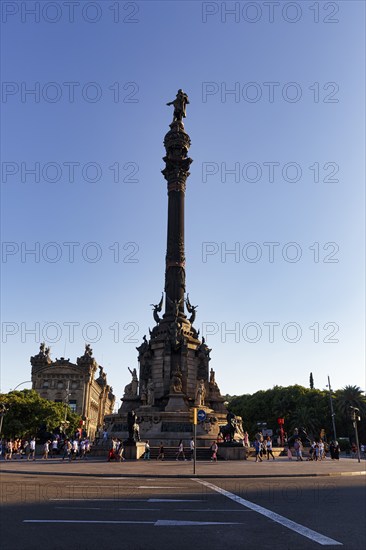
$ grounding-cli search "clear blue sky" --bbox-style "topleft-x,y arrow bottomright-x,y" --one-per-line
1,0 -> 365,401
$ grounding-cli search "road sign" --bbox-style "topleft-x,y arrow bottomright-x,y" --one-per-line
197,409 -> 206,422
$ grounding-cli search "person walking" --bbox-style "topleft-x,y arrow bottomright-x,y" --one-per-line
27,437 -> 36,460
294,439 -> 303,461
144,440 -> 151,460
51,438 -> 58,458
176,439 -> 186,461
189,437 -> 195,461
117,441 -> 125,462
266,436 -> 275,460
210,441 -> 218,462
79,439 -> 86,459
71,438 -> 79,460
254,439 -> 263,462
42,440 -> 50,460
157,442 -> 164,461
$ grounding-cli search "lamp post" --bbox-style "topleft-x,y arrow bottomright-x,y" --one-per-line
350,406 -> 361,463
326,375 -> 337,441
60,381 -> 71,436
11,381 -> 32,391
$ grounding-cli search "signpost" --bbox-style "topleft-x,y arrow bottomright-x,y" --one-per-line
192,409 -> 206,474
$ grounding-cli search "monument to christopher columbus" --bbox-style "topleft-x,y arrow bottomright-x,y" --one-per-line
104,91 -> 228,446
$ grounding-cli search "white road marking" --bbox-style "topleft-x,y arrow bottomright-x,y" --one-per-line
54,507 -> 160,511
194,479 -> 342,546
155,520 -> 242,526
177,508 -> 253,514
23,519 -> 241,526
23,520 -> 154,525
148,499 -> 204,502
50,499 -> 148,502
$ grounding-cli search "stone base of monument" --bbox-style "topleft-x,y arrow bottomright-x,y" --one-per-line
123,441 -> 146,460
104,408 -> 229,449
218,444 -> 249,461
165,392 -> 190,412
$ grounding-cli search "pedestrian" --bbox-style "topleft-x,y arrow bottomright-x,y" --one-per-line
79,439 -> 86,459
157,441 -> 164,461
243,431 -> 250,447
117,441 -> 125,462
319,440 -> 325,460
26,437 -> 35,460
294,439 -> 303,461
176,439 -> 186,461
360,443 -> 366,459
286,446 -> 293,460
42,440 -> 50,460
51,437 -> 58,458
210,441 -> 218,462
189,437 -> 195,460
144,440 -> 151,460
351,443 -> 357,458
266,436 -> 275,460
85,438 -> 91,459
22,439 -> 29,459
71,438 -> 79,460
254,439 -> 262,462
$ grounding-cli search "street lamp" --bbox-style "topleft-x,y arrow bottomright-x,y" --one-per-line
11,380 -> 32,391
349,406 -> 361,463
326,375 -> 337,442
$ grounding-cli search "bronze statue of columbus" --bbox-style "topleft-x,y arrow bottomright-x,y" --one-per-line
166,89 -> 190,122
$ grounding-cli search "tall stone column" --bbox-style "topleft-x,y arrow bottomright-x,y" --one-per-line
161,90 -> 192,324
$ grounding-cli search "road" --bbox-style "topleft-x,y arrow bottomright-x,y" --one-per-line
1,472 -> 365,549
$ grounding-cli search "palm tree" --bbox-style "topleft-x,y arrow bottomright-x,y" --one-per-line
288,405 -> 319,437
334,385 -> 366,418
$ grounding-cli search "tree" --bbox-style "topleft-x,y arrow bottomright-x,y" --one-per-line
230,385 -> 331,440
333,385 -> 366,441
310,372 -> 314,390
0,389 -> 80,439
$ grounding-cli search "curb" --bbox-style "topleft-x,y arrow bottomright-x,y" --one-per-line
1,468 -> 365,479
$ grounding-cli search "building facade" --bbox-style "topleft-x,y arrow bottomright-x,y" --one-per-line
31,343 -> 115,440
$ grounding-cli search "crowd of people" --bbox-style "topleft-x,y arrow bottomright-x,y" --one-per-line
0,433 -> 91,461
1,433 -> 364,462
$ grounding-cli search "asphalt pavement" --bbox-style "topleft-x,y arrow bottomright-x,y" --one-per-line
1,457 -> 365,549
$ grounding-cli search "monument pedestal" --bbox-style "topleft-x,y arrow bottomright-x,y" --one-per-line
165,392 -> 189,412
123,441 -> 145,460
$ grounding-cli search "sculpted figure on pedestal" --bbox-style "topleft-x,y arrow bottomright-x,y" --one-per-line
147,379 -> 155,406
170,366 -> 183,393
124,367 -> 138,398
166,89 -> 190,122
185,294 -> 198,325
195,379 -> 206,407
150,294 -> 163,325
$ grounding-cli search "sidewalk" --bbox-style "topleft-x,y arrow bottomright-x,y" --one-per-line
1,456 -> 365,478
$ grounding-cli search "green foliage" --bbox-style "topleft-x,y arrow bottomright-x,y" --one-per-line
309,372 -> 314,390
0,389 -> 81,438
333,386 -> 366,442
229,384 -> 366,442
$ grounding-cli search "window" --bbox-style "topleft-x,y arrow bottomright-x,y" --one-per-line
57,381 -> 64,389
71,381 -> 78,389
42,380 -> 49,389
69,400 -> 77,413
